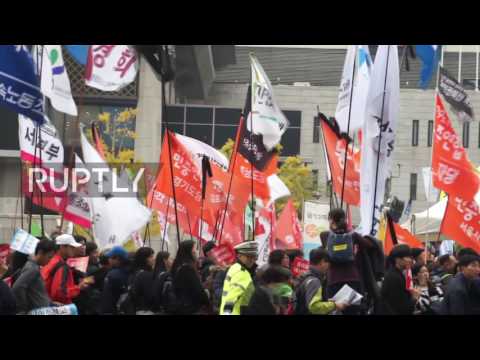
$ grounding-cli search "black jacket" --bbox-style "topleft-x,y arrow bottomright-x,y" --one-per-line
243,286 -> 276,315
132,270 -> 155,312
379,267 -> 416,315
99,266 -> 130,314
440,273 -> 479,315
172,263 -> 209,314
0,280 -> 16,315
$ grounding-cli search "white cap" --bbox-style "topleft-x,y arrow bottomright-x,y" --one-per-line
55,234 -> 82,248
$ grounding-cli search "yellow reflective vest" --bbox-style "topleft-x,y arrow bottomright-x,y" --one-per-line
219,262 -> 254,315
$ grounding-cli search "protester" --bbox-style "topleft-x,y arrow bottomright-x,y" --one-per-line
412,263 -> 443,315
320,208 -> 373,314
89,252 -> 111,292
431,254 -> 457,291
220,241 -> 258,315
244,266 -> 293,315
41,234 -> 93,305
152,251 -> 173,313
256,249 -> 290,284
0,278 -> 16,315
1,251 -> 29,286
86,242 -> 100,275
440,254 -> 480,315
412,248 -> 425,267
199,241 -> 217,283
99,246 -> 131,315
171,240 -> 210,314
380,245 -> 420,315
295,248 -> 348,315
12,239 -> 55,314
130,247 -> 156,315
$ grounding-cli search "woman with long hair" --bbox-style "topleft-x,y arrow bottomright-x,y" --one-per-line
130,247 -> 156,315
412,263 -> 443,315
170,240 -> 210,314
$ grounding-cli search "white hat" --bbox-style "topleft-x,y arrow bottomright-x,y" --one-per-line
55,234 -> 82,248
234,241 -> 258,256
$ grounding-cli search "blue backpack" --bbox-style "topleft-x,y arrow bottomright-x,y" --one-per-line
326,231 -> 355,264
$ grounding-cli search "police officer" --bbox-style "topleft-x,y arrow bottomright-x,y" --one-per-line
219,241 -> 258,315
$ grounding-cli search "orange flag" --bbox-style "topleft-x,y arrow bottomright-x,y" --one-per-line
320,116 -> 360,206
432,95 -> 479,201
440,196 -> 480,254
385,215 -> 423,256
275,199 -> 303,249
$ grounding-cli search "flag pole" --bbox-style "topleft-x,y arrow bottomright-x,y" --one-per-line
370,45 -> 392,235
161,199 -> 171,252
249,58 -> 256,242
340,47 -> 357,209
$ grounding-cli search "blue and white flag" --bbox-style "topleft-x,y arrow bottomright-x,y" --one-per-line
415,45 -> 441,89
64,45 -> 89,66
0,45 -> 45,124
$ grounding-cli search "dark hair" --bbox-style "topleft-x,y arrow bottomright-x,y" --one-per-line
438,254 -> 453,267
412,263 -> 427,277
458,254 -> 480,269
1,251 -> 28,280
153,251 -> 170,278
328,208 -> 347,230
262,266 -> 291,284
457,248 -> 479,258
73,236 -> 87,246
171,240 -> 195,275
85,242 -> 98,256
309,248 -> 330,265
99,254 -> 109,266
202,241 -> 216,256
134,247 -> 155,271
35,239 -> 55,255
268,250 -> 287,266
285,249 -> 304,267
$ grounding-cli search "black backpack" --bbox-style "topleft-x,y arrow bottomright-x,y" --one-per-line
153,271 -> 177,314
117,270 -> 142,315
326,231 -> 355,264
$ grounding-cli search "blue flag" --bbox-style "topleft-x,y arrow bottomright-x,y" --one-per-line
0,45 -> 45,124
64,45 -> 89,66
415,45 -> 441,89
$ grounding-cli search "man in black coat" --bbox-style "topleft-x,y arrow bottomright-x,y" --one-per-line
380,245 -> 420,315
440,254 -> 480,315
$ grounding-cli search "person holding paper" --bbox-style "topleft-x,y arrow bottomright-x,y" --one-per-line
41,234 -> 92,305
294,248 -> 349,315
12,239 -> 55,314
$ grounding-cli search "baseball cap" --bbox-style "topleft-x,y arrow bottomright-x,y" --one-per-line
106,246 -> 129,260
55,234 -> 82,248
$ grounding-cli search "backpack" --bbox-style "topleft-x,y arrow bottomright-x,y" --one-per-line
326,231 -> 355,264
117,270 -> 142,315
153,271 -> 177,314
293,273 -> 318,315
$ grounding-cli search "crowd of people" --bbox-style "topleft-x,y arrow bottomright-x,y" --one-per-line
0,208 -> 479,315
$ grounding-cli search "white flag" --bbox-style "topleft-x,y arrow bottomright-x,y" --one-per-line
248,54 -> 289,151
335,45 -> 373,135
358,45 -> 399,237
176,133 -> 229,171
267,174 -> 290,203
422,167 -> 440,203
80,127 -> 151,249
85,45 -> 138,92
40,45 -> 78,116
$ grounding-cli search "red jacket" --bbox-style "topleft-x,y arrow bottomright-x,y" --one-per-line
41,254 -> 80,304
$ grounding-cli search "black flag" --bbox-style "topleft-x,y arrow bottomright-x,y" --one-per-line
438,66 -> 474,123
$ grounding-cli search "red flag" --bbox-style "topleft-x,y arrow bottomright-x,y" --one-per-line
219,215 -> 244,248
275,199 -> 303,249
432,95 -> 479,201
320,117 -> 360,206
385,217 -> 423,255
209,244 -> 236,267
440,196 -> 480,253
291,257 -> 310,277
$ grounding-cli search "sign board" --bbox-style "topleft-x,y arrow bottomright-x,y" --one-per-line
303,201 -> 330,258
10,228 -> 39,255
